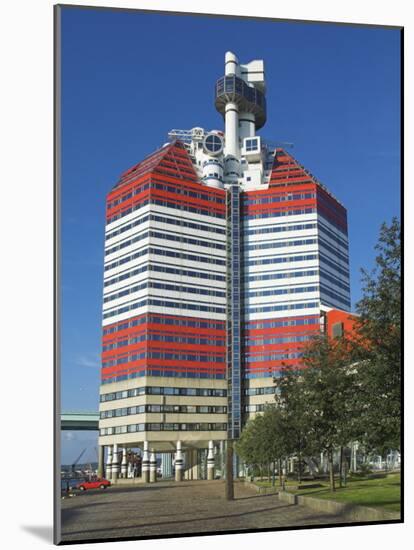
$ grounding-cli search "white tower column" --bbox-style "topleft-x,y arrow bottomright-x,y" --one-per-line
121,447 -> 128,478
111,443 -> 119,480
149,449 -> 157,483
239,112 -> 256,141
175,441 -> 184,482
225,51 -> 240,76
224,102 -> 239,158
141,441 -> 150,483
106,445 -> 113,479
207,440 -> 215,481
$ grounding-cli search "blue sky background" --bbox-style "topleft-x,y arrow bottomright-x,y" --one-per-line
60,7 -> 400,463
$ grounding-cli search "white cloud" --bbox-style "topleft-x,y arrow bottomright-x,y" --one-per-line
75,353 -> 101,369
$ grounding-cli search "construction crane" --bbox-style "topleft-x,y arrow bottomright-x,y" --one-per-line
71,448 -> 86,474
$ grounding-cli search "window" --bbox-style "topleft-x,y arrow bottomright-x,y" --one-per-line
332,322 -> 344,338
245,138 -> 258,152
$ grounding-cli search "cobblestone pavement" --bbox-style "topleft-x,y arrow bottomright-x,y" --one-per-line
60,480 -> 352,542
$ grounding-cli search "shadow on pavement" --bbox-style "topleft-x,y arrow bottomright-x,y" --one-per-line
62,503 -> 294,539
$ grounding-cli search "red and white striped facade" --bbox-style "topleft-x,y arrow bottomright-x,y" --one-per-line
97,51 -> 352,479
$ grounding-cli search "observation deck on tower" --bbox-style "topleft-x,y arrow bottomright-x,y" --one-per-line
215,75 -> 267,130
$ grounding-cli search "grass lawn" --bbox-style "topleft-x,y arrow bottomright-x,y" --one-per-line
255,473 -> 401,513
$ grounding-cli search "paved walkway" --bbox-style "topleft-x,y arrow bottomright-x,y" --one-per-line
61,480 -> 352,542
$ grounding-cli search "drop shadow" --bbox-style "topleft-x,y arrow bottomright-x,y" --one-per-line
21,525 -> 53,543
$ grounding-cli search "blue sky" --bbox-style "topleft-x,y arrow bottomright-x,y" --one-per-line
60,7 -> 400,463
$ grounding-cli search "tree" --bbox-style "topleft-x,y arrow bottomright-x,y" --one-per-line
298,334 -> 360,491
236,405 -> 288,484
354,217 -> 401,453
274,366 -> 317,483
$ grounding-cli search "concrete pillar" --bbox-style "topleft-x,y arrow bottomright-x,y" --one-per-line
149,449 -> 157,483
161,453 -> 173,479
111,443 -> 119,480
141,441 -> 150,483
207,440 -> 215,481
97,445 -> 105,478
185,449 -> 198,480
175,441 -> 184,482
106,445 -> 113,479
220,441 -> 226,480
121,447 -> 128,478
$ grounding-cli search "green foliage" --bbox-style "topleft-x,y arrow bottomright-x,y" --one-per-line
274,366 -> 318,463
354,217 -> 401,452
236,405 -> 288,469
299,334 -> 361,454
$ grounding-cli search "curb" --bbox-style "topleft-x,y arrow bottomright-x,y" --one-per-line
245,481 -> 400,522
280,490 -> 400,522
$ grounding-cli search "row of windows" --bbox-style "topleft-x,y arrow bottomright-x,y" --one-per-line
106,213 -> 225,242
105,229 -> 225,257
245,352 -> 302,363
103,280 -> 226,304
108,182 -> 150,210
245,316 -> 319,330
244,386 -> 277,396
113,149 -> 196,191
245,285 -> 318,299
319,253 -> 350,278
245,207 -> 315,220
269,171 -> 308,182
243,192 -> 315,206
318,222 -> 349,250
100,422 -> 227,435
246,253 -> 317,267
107,197 -> 225,225
243,222 -> 316,238
103,334 -> 225,352
246,301 -> 319,314
101,369 -> 226,385
104,262 -> 225,289
103,298 -> 226,320
104,246 -> 226,272
100,404 -> 227,419
103,315 -> 224,336
100,385 -> 227,402
245,334 -> 312,346
244,238 -> 317,253
107,181 -> 225,210
245,269 -> 318,283
320,269 -> 350,293
316,192 -> 346,221
320,285 -> 351,308
245,370 -> 291,380
103,350 -> 225,368
244,404 -> 268,412
319,238 -> 349,265
245,270 -> 348,294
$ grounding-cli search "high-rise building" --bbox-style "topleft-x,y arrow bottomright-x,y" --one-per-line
98,52 -> 351,482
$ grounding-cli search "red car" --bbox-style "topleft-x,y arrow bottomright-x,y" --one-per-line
76,478 -> 111,491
